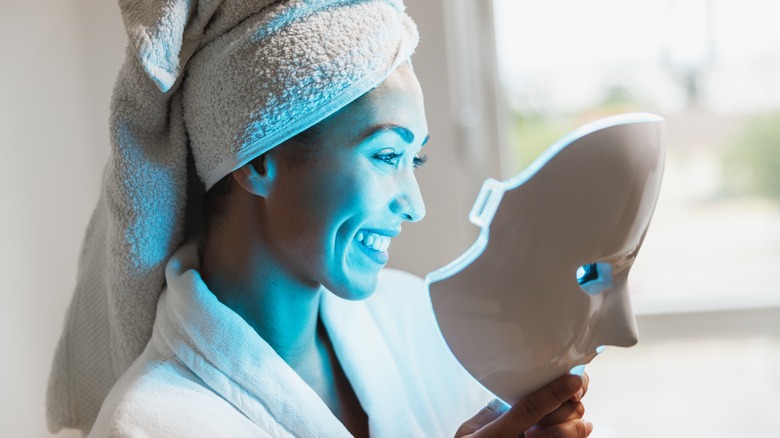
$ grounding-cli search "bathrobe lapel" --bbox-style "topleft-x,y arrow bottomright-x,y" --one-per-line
156,245 -> 351,437
321,291 -> 423,437
156,243 -> 422,437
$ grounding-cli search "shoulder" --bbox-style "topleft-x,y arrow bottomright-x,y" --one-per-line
89,346 -> 265,437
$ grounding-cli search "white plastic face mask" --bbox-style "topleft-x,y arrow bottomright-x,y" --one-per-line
426,113 -> 665,404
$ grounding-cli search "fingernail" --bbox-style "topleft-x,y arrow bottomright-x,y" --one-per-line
573,388 -> 584,402
486,398 -> 510,414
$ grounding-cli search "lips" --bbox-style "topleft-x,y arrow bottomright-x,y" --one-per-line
353,228 -> 398,265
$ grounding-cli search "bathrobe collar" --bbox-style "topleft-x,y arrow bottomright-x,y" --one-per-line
154,242 -> 420,437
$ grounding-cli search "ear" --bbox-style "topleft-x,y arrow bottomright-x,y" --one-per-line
232,154 -> 277,198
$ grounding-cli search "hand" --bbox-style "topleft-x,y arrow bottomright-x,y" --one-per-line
455,373 -> 592,438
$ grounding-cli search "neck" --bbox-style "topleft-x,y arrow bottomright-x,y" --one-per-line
201,207 -> 322,369
200,188 -> 368,437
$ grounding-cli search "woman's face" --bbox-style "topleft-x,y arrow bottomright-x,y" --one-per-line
262,63 -> 428,299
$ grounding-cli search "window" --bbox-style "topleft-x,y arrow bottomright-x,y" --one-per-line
492,0 -> 780,314
484,1 -> 780,436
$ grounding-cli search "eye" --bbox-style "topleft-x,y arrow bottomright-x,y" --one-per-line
373,149 -> 403,166
373,149 -> 428,169
576,262 -> 613,295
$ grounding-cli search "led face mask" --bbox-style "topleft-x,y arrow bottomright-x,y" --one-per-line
426,113 -> 665,404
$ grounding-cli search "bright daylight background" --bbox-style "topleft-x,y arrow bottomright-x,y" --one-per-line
491,0 -> 780,436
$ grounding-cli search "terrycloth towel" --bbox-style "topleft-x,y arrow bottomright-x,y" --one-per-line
47,0 -> 418,432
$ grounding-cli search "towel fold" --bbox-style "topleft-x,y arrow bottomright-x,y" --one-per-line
47,0 -> 418,432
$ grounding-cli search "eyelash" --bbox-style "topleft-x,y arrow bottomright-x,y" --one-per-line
374,151 -> 429,168
413,154 -> 428,168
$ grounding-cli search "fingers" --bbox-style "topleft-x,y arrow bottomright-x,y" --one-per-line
455,399 -> 509,437
570,372 -> 590,403
472,374 -> 584,437
524,419 -> 593,438
536,400 -> 584,429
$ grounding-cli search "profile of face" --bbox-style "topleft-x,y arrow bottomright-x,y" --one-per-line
246,63 -> 428,301
426,114 -> 665,404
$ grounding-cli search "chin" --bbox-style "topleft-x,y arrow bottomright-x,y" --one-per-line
327,271 -> 379,301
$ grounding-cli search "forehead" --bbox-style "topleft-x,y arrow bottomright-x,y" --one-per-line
315,63 -> 426,139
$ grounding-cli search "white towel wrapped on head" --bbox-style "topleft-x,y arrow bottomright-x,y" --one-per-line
47,0 -> 418,432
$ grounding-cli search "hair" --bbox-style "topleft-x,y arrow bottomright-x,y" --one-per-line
202,124 -> 322,229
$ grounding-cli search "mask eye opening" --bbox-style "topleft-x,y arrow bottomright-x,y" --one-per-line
576,262 -> 613,295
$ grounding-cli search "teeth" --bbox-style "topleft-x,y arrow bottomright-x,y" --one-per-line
356,230 -> 391,252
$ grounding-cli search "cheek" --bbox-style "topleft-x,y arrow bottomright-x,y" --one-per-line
264,169 -> 334,260
353,169 -> 396,210
272,164 -> 368,249
311,162 -> 386,221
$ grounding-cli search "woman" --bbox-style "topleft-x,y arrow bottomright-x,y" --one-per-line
48,0 -> 591,436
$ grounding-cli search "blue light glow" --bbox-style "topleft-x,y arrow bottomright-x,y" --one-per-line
576,262 -> 613,295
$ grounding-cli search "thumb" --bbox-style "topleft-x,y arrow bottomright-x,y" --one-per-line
455,399 -> 510,437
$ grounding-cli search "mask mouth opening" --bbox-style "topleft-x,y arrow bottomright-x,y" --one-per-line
569,346 -> 607,376
576,262 -> 614,295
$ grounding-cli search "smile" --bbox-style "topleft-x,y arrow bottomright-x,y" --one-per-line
355,230 -> 391,252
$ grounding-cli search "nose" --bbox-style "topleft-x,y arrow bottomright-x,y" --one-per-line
392,170 -> 426,222
593,281 -> 639,348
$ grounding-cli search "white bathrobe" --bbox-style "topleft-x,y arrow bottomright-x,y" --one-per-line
89,242 -> 492,437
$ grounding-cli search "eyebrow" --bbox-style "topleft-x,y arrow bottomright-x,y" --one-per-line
360,124 -> 430,146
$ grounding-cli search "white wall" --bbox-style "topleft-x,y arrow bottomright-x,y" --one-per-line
0,1 -> 477,436
0,1 -> 123,436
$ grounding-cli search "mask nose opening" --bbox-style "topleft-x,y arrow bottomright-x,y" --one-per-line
576,262 -> 613,295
